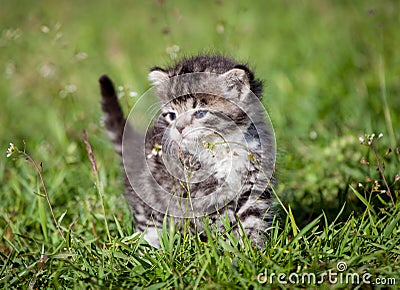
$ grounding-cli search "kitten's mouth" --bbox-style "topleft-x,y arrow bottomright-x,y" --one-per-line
179,128 -> 220,143
161,128 -> 225,183
178,132 -> 221,154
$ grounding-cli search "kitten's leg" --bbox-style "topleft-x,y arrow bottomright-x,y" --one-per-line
236,194 -> 273,247
100,75 -> 152,244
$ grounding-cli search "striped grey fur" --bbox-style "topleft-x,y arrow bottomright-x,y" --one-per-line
99,55 -> 275,248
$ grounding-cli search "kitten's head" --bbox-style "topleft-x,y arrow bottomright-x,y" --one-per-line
152,71 -> 258,152
145,56 -> 265,186
148,55 -> 263,151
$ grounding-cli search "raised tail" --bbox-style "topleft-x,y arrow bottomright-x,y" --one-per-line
99,75 -> 125,155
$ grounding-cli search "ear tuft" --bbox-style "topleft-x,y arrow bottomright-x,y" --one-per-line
148,68 -> 169,86
221,68 -> 250,87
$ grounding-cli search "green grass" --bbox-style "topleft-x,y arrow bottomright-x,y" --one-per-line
1,0 -> 399,288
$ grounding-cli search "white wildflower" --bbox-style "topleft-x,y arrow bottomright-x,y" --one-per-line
6,143 -> 16,158
216,24 -> 224,34
117,86 -> 125,98
38,62 -> 57,78
166,44 -> 180,60
54,32 -> 63,41
65,84 -> 77,93
54,22 -> 62,31
147,143 -> 162,159
378,133 -> 383,139
5,62 -> 16,78
75,52 -> 88,61
129,91 -> 138,98
41,25 -> 50,34
309,130 -> 317,140
117,85 -> 137,98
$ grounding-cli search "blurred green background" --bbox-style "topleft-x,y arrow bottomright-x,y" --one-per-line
1,0 -> 399,225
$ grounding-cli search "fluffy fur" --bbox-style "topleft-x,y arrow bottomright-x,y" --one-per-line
99,54 -> 275,247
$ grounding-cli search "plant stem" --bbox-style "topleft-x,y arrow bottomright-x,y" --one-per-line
379,54 -> 396,148
22,149 -> 65,241
371,143 -> 394,204
82,130 -> 112,242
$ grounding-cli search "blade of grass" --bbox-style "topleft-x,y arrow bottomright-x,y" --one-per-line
192,256 -> 208,290
349,185 -> 376,214
288,205 -> 298,237
113,215 -> 124,238
384,212 -> 400,238
287,214 -> 321,248
82,130 -> 111,243
37,189 -> 49,243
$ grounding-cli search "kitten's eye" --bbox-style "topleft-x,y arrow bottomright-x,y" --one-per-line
194,110 -> 207,119
162,112 -> 177,122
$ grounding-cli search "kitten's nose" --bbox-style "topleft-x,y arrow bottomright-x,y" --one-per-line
175,124 -> 184,134
175,115 -> 190,134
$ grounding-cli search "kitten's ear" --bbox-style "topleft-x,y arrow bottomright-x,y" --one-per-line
148,67 -> 169,86
220,67 -> 250,87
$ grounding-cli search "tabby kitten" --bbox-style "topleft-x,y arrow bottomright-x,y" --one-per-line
99,55 -> 275,247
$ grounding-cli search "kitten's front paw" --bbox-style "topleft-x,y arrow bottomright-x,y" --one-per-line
143,227 -> 161,249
